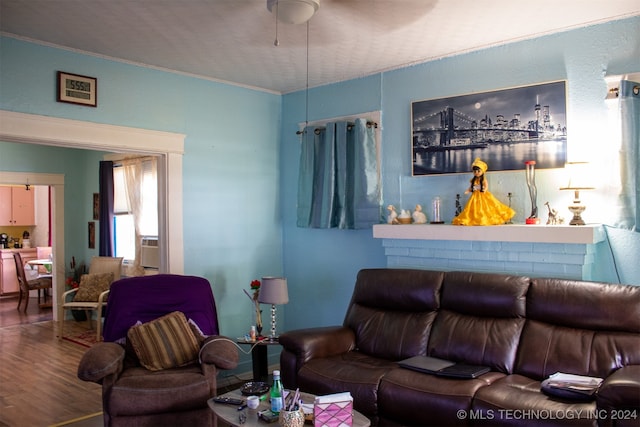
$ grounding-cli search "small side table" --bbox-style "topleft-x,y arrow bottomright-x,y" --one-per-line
236,338 -> 281,382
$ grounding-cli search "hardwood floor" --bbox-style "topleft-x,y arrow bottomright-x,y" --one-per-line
0,295 -> 103,426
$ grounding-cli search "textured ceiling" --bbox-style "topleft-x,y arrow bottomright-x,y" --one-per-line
1,0 -> 639,94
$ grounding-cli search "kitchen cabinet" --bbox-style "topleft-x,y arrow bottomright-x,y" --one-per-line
0,186 -> 35,226
0,248 -> 37,295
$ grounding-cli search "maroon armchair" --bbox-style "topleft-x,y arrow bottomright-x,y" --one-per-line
78,274 -> 238,427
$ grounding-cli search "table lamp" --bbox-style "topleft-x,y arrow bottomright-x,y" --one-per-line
258,277 -> 288,341
559,162 -> 594,226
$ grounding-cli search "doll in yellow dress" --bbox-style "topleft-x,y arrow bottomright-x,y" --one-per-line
452,158 -> 515,226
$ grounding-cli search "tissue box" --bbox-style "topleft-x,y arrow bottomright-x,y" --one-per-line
313,393 -> 353,427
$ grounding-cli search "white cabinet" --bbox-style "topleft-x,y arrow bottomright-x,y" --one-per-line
0,186 -> 35,226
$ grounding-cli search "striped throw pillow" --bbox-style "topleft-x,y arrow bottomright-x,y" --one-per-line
127,311 -> 200,371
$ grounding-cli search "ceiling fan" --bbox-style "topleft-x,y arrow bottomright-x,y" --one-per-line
267,0 -> 320,25
261,0 -> 439,52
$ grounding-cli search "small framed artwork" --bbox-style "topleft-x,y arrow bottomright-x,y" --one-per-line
57,71 -> 97,107
88,221 -> 95,249
93,193 -> 100,220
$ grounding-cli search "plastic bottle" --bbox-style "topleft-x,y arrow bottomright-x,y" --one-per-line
270,370 -> 284,414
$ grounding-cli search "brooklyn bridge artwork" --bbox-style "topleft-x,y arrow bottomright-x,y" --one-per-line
411,81 -> 567,175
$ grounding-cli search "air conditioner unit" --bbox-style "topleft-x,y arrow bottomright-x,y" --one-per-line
140,236 -> 159,269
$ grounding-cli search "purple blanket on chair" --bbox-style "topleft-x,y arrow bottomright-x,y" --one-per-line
102,274 -> 219,343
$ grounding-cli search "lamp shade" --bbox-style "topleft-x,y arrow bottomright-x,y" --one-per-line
258,277 -> 289,305
559,162 -> 595,191
267,0 -> 319,25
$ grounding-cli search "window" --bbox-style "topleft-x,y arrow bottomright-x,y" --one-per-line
113,159 -> 158,261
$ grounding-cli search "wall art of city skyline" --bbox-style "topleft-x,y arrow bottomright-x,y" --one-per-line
411,80 -> 567,175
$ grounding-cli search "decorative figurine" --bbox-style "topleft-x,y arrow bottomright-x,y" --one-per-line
397,209 -> 412,224
545,202 -> 564,225
525,160 -> 539,224
455,194 -> 462,217
387,205 -> 399,224
452,158 -> 515,226
412,204 -> 427,224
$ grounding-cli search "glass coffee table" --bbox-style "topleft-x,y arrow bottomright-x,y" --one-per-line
208,388 -> 370,427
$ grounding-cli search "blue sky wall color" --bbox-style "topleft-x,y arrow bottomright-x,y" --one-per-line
1,16 -> 639,372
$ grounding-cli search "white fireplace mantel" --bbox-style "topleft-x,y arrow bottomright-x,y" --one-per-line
373,223 -> 604,244
372,223 -> 606,281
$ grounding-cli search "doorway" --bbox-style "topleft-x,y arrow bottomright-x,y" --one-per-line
0,110 -> 186,322
0,184 -> 53,326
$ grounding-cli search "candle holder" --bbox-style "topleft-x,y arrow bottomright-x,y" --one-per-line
430,197 -> 444,224
455,194 -> 462,217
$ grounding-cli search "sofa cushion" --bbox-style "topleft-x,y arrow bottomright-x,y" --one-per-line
297,351 -> 396,418
429,310 -> 525,374
472,374 -> 597,426
440,271 -> 529,318
108,370 -> 210,416
346,304 -> 436,360
527,279 -> 640,333
127,311 -> 201,371
427,272 -> 529,373
344,269 -> 444,359
515,279 -> 640,379
379,367 -> 504,426
73,272 -> 114,302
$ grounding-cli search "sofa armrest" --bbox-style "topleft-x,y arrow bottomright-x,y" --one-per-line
279,326 -> 356,362
278,326 -> 356,389
597,365 -> 640,427
77,342 -> 125,384
598,365 -> 640,408
199,336 -> 239,370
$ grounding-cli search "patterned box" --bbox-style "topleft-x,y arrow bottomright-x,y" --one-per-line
313,397 -> 353,427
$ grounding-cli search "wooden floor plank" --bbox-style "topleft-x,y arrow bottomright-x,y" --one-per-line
0,295 -> 102,426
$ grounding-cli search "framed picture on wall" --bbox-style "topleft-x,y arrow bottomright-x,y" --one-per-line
88,221 -> 95,249
411,80 -> 567,175
57,71 -> 97,107
93,193 -> 100,220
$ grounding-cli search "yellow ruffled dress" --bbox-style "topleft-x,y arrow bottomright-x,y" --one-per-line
452,184 -> 515,226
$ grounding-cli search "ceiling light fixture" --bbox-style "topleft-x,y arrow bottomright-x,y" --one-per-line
267,0 -> 319,25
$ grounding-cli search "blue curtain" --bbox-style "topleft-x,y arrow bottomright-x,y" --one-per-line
99,161 -> 115,256
297,118 -> 382,229
604,80 -> 640,285
617,80 -> 640,232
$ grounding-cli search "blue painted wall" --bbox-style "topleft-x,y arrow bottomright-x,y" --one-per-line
1,17 -> 639,374
280,15 -> 640,330
0,36 -> 283,375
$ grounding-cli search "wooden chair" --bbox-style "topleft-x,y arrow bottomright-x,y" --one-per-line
14,252 -> 52,312
59,256 -> 123,342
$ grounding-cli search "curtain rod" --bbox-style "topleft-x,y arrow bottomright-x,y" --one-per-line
113,155 -> 158,166
296,121 -> 378,135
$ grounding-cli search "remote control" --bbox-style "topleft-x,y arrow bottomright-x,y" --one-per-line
213,396 -> 244,406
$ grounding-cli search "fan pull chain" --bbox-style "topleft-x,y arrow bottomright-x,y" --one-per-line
305,20 -> 309,127
274,1 -> 280,46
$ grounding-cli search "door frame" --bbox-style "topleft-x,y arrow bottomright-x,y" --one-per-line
0,110 -> 185,320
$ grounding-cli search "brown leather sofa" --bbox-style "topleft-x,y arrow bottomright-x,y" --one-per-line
279,269 -> 640,426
